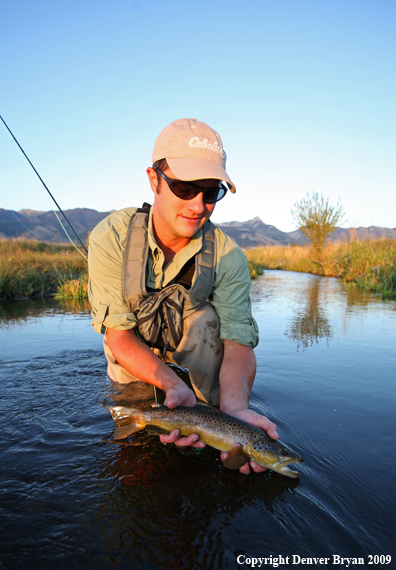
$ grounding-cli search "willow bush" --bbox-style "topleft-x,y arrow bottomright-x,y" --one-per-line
291,192 -> 345,271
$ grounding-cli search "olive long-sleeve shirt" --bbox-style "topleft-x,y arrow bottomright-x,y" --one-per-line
88,207 -> 259,347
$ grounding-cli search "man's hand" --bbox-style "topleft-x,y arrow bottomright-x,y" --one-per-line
106,327 -> 202,447
219,340 -> 278,474
160,378 -> 205,447
220,408 -> 278,474
159,429 -> 206,448
163,383 -> 197,409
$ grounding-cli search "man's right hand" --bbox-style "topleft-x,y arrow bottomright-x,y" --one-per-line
160,378 -> 205,448
106,327 -> 203,447
163,383 -> 197,409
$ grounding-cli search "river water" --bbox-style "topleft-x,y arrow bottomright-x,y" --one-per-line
0,271 -> 395,569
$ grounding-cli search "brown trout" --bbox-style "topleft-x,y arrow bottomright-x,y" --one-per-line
109,404 -> 303,478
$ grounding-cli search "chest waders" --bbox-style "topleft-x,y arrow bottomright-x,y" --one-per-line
122,203 -> 217,356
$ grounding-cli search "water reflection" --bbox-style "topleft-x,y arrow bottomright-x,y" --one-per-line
0,297 -> 91,325
0,348 -> 299,568
345,286 -> 396,312
1,271 -> 395,568
90,378 -> 301,566
94,424 -> 299,568
285,277 -> 332,350
0,297 -> 97,363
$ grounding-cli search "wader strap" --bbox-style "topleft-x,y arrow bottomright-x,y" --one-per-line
122,203 -> 216,316
121,202 -> 216,351
122,204 -> 151,305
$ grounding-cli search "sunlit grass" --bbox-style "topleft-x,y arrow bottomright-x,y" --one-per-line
246,238 -> 396,298
2,237 -> 395,302
0,239 -> 88,301
55,273 -> 88,300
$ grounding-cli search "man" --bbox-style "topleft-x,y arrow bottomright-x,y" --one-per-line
88,118 -> 278,474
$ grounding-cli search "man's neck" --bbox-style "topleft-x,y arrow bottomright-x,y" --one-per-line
153,230 -> 191,266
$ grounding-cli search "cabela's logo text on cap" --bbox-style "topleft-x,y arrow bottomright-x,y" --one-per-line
188,137 -> 224,156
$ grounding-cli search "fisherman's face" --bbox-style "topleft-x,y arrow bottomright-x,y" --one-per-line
147,166 -> 216,245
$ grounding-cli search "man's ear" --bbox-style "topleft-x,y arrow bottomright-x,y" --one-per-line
146,167 -> 160,195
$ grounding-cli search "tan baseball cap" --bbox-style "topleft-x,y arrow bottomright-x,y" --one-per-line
152,118 -> 236,193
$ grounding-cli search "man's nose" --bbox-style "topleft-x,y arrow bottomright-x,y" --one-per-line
187,192 -> 205,213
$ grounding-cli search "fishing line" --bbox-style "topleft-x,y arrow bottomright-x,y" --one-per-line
0,114 -> 88,258
7,208 -> 83,258
52,211 -> 88,260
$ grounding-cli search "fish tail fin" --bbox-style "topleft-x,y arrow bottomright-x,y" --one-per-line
108,406 -> 145,440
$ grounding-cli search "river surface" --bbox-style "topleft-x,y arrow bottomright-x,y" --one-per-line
0,271 -> 395,570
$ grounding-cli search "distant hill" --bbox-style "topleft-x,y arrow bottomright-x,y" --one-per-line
0,208 -> 113,244
217,216 -> 298,247
217,219 -> 396,248
1,208 -> 395,248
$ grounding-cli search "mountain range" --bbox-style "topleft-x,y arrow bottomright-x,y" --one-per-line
1,208 -> 395,248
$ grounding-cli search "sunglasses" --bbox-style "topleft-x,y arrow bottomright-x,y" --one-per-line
156,169 -> 228,204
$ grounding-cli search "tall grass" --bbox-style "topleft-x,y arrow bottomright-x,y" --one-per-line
54,273 -> 88,300
2,237 -> 395,303
0,240 -> 88,302
246,238 -> 396,298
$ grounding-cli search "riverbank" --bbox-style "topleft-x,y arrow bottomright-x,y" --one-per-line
245,237 -> 396,298
0,240 -> 87,302
2,238 -> 395,301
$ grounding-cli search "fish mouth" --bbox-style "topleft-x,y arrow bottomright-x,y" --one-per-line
271,457 -> 303,478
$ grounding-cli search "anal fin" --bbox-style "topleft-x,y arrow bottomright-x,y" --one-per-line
114,425 -> 141,440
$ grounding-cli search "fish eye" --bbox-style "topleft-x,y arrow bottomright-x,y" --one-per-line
281,449 -> 289,456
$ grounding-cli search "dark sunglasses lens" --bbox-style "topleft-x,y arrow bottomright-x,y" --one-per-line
203,184 -> 228,204
170,181 -> 197,200
168,177 -> 229,204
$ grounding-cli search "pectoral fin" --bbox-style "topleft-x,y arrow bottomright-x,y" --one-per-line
222,444 -> 250,470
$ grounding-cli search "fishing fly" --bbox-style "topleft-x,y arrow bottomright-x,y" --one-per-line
0,115 -> 88,260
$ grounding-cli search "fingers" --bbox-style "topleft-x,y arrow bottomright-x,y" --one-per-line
159,428 -> 181,444
220,451 -> 268,475
159,429 -> 206,448
163,386 -> 197,409
250,414 -> 278,440
264,419 -> 279,440
231,409 -> 279,441
163,395 -> 178,409
160,386 -> 203,448
239,462 -> 252,475
249,461 -> 267,474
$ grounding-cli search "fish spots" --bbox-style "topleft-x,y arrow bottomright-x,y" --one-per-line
252,440 -> 272,452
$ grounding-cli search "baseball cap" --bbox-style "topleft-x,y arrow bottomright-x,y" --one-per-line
152,118 -> 236,193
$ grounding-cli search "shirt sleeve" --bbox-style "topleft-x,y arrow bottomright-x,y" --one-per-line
210,228 -> 259,347
88,209 -> 138,334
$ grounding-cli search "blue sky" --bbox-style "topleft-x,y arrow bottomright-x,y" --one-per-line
1,0 -> 395,232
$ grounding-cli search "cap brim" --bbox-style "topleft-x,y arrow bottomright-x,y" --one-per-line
167,157 -> 236,193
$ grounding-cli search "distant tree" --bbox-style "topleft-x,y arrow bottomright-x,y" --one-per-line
291,192 -> 345,270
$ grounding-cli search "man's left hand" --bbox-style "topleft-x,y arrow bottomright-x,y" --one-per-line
220,408 -> 278,475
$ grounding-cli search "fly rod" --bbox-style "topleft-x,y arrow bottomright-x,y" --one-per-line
0,114 -> 88,255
